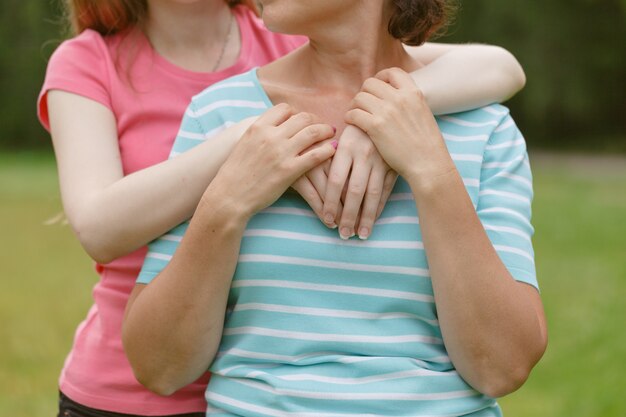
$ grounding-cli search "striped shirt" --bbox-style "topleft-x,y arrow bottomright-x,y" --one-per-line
138,68 -> 537,417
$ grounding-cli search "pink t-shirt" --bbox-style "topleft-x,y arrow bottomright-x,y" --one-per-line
38,6 -> 306,415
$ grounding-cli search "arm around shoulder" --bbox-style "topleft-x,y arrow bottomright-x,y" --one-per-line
404,42 -> 526,114
47,90 -> 253,263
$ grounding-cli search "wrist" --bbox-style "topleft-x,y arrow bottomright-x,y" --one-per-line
196,182 -> 252,229
405,160 -> 460,199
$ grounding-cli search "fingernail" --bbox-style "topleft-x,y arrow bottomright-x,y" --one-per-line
340,227 -> 353,240
331,140 -> 338,149
324,213 -> 335,224
358,227 -> 369,240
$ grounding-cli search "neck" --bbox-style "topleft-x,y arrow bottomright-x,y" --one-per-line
144,1 -> 237,72
284,5 -> 413,92
305,36 -> 409,92
258,3 -> 415,132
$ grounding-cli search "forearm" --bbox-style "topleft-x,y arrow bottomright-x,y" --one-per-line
407,168 -> 545,397
70,120 -> 253,263
407,43 -> 526,115
123,186 -> 250,395
124,104 -> 336,395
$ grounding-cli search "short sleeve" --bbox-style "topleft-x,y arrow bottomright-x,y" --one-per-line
477,113 -> 538,289
37,30 -> 112,131
137,221 -> 189,285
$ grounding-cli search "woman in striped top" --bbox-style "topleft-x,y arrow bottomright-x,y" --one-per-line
123,1 -> 548,416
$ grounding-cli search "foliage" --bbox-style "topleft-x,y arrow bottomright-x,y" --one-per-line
0,0 -> 64,150
0,1 -> 624,150
2,152 -> 626,416
441,0 -> 626,151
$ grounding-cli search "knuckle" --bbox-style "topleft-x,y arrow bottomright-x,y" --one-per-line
299,112 -> 315,125
310,151 -> 326,165
371,116 -> 385,131
306,125 -> 321,138
366,184 -> 383,197
348,183 -> 365,196
277,102 -> 292,113
328,172 -> 344,187
362,78 -> 376,90
362,141 -> 376,154
248,122 -> 263,134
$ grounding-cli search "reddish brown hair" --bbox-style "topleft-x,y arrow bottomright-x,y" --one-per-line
63,0 -> 259,36
387,0 -> 457,46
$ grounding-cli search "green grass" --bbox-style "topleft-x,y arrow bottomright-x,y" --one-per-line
1,151 -> 625,416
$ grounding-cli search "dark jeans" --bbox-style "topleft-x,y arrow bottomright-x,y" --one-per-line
57,391 -> 206,417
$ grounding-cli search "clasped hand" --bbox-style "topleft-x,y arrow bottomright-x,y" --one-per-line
294,68 -> 449,240
293,124 -> 397,240
224,68 -> 450,238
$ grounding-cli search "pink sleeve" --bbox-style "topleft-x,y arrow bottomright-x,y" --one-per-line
37,30 -> 112,131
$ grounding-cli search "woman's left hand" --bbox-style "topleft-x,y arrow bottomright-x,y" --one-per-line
345,68 -> 455,188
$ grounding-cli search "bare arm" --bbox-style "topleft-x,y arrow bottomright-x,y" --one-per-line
321,42 -> 526,239
346,68 -> 547,397
406,42 -> 526,114
123,105 -> 337,395
47,90 -> 255,264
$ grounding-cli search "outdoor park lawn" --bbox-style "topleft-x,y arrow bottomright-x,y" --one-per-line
1,151 -> 625,416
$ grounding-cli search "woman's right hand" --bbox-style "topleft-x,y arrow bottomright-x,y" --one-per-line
204,103 -> 337,218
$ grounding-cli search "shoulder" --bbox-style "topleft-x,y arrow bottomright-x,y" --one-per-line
189,69 -> 264,109
437,104 -> 519,145
436,104 -> 526,162
39,29 -> 119,129
48,29 -> 109,66
437,104 -> 511,133
47,28 -> 139,73
180,69 -> 269,144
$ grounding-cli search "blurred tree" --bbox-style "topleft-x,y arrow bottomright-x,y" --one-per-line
442,0 -> 626,151
1,0 -> 624,151
0,0 -> 63,150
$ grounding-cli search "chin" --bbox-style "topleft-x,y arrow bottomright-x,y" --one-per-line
260,7 -> 298,34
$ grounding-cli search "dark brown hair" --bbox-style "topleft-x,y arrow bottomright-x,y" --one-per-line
63,0 -> 259,36
387,0 -> 457,46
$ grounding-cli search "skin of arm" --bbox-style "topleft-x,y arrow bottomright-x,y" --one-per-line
123,105 -> 337,395
406,42 -> 526,114
48,90 -> 256,264
320,42 -> 526,239
47,42 -> 524,264
345,68 -> 547,398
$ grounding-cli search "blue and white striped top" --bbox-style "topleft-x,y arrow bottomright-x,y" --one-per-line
138,68 -> 537,417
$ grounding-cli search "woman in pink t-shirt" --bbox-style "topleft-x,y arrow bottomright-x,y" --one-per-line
39,1 -> 526,416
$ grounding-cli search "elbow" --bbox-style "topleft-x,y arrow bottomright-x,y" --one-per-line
471,341 -> 547,398
70,215 -> 121,264
506,55 -> 527,96
133,371 -> 179,397
123,336 -> 182,396
473,364 -> 532,398
490,45 -> 526,98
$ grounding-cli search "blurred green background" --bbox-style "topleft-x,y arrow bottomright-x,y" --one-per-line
1,0 -> 625,416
